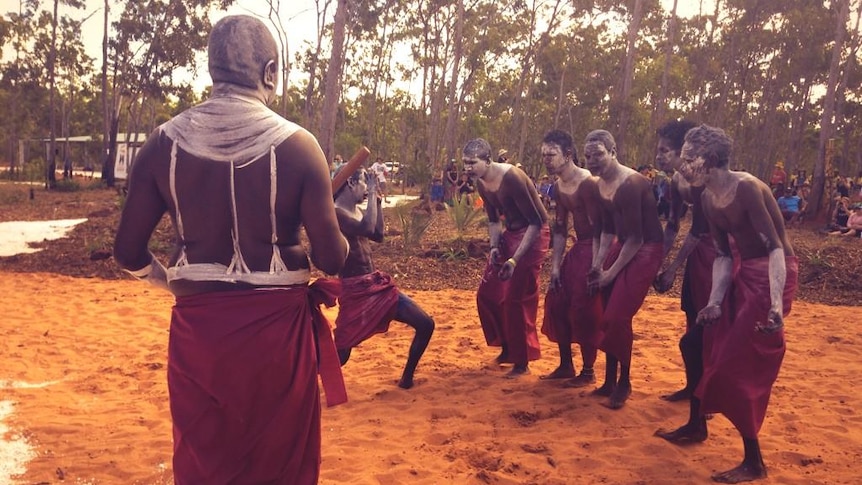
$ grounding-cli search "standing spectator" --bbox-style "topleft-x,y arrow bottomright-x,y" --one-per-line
538,175 -> 554,211
769,161 -> 787,196
799,181 -> 811,202
429,177 -> 445,203
444,159 -> 459,203
331,154 -> 345,179
834,170 -> 850,198
653,168 -> 671,220
370,157 -> 390,202
456,172 -> 475,204
63,153 -> 73,179
791,169 -> 806,190
496,148 -> 510,164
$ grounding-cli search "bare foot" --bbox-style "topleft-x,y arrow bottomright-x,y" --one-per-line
660,388 -> 691,402
540,366 -> 576,380
591,381 -> 614,397
562,371 -> 596,388
711,462 -> 767,483
654,424 -> 708,444
602,381 -> 631,410
397,376 -> 414,389
504,365 -> 530,379
494,349 -> 510,364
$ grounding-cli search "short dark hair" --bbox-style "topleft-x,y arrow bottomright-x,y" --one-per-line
543,129 -> 577,162
683,124 -> 732,169
208,15 -> 278,89
463,138 -> 492,162
657,119 -> 698,153
332,166 -> 364,199
585,130 -> 616,152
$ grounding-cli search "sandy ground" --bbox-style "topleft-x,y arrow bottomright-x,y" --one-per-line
2,271 -> 860,484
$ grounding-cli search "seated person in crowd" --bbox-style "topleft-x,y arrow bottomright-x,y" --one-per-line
826,197 -> 851,234
777,188 -> 805,225
834,204 -> 862,237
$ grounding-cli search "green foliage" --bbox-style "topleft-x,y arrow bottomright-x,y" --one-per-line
394,200 -> 433,249
806,249 -> 834,270
0,185 -> 27,204
440,247 -> 467,261
445,194 -> 486,240
1,0 -> 858,203
54,179 -> 81,192
402,160 -> 434,190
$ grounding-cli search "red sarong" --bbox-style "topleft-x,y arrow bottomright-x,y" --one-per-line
168,283 -> 343,484
334,271 -> 399,350
597,241 -> 663,367
542,239 -> 603,346
477,225 -> 550,363
696,256 -> 798,438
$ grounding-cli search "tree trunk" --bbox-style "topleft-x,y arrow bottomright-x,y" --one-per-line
652,0 -> 678,131
47,0 -> 59,189
319,0 -> 348,163
102,0 -> 110,178
615,0 -> 645,164
305,0 -> 331,126
443,0 -> 464,162
812,0 -> 850,218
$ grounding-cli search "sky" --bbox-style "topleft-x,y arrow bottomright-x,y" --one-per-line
5,0 -> 717,93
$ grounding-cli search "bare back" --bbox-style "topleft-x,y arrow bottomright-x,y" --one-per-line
115,127 -> 344,294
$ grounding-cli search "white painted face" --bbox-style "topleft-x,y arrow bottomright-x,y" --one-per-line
541,142 -> 567,176
655,137 -> 680,172
583,141 -> 613,177
679,142 -> 708,187
462,156 -> 490,179
348,169 -> 369,203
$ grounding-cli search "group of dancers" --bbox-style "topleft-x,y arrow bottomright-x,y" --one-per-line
341,124 -> 795,484
114,14 -> 795,484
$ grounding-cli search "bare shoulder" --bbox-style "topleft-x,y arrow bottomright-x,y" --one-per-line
576,175 -> 600,197
623,171 -> 652,194
275,128 -> 326,170
505,165 -> 532,186
736,171 -> 771,199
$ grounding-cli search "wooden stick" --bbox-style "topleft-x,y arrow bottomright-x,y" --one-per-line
331,146 -> 371,195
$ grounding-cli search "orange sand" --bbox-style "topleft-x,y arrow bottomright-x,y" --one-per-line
2,271 -> 860,484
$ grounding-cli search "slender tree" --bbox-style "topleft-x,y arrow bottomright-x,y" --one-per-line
319,0 -> 348,162
813,0 -> 851,217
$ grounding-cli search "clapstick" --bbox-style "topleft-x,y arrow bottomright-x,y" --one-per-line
331,146 -> 371,195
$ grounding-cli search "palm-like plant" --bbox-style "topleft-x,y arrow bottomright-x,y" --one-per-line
394,201 -> 433,249
445,195 -> 485,240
